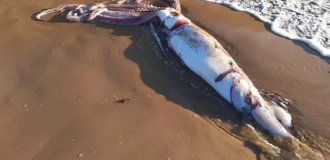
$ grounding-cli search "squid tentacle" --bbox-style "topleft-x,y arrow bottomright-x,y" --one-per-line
35,0 -> 181,24
35,3 -> 158,25
35,4 -> 82,21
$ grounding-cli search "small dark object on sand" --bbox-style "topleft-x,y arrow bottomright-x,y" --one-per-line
115,97 -> 131,103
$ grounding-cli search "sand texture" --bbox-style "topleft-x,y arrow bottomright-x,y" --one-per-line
0,0 -> 329,159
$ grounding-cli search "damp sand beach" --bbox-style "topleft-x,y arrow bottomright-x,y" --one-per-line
0,0 -> 329,159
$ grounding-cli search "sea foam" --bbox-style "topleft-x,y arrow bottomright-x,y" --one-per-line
206,0 -> 330,57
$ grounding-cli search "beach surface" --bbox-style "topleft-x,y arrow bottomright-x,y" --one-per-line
0,0 -> 329,159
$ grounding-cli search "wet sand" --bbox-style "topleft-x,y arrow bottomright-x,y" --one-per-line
0,0 -> 329,159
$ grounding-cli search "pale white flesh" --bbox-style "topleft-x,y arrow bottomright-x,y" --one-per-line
157,8 -> 293,137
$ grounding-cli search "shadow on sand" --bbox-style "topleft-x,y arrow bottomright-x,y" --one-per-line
110,24 -> 266,159
31,11 -> 270,158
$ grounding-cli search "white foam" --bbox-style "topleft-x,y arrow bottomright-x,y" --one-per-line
206,0 -> 330,57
